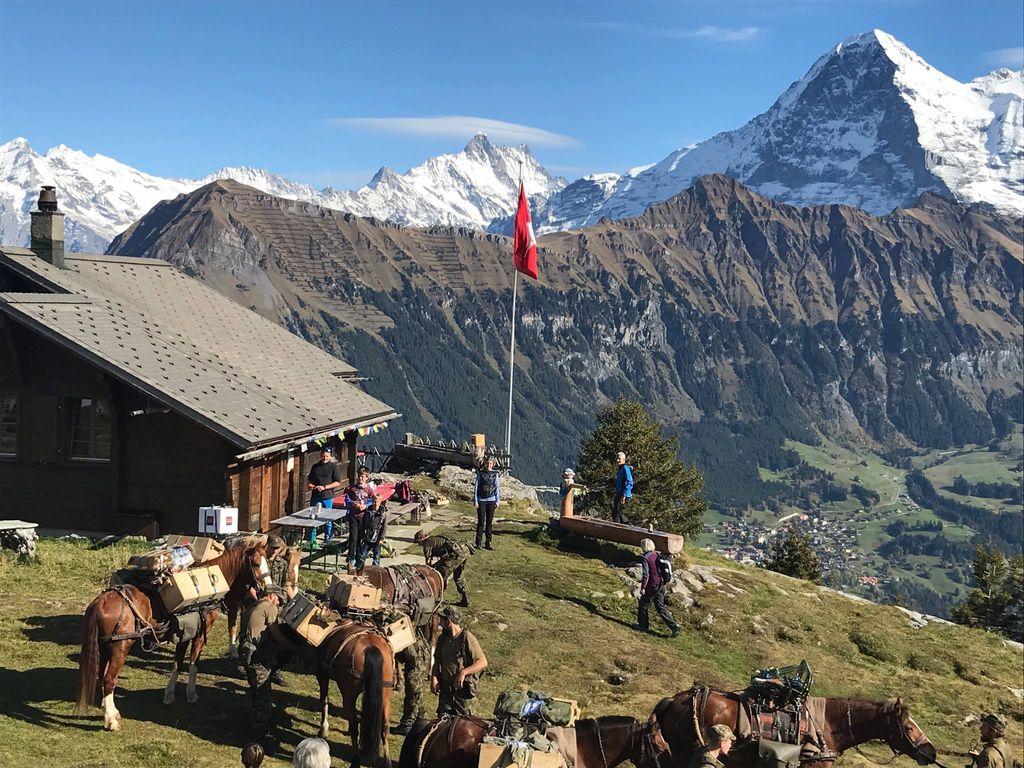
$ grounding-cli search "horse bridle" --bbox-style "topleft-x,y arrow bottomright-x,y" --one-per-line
629,722 -> 671,768
845,704 -> 951,768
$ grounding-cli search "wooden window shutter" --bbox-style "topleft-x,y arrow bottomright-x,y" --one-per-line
28,395 -> 60,463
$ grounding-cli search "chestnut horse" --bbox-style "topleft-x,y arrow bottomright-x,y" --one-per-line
74,543 -> 266,731
223,541 -> 303,658
653,687 -> 938,768
398,714 -> 671,768
313,622 -> 396,768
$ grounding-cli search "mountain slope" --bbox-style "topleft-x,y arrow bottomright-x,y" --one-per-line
109,176 -> 1023,479
537,30 -> 1024,230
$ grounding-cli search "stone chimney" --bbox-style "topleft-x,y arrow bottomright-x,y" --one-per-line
30,185 -> 65,268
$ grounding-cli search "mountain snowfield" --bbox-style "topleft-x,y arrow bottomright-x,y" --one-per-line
535,29 -> 1023,230
0,134 -> 563,252
0,29 -> 1020,251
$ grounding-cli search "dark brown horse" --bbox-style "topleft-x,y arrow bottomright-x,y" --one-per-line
398,714 -> 671,768
313,622 -> 396,768
74,543 -> 266,731
653,687 -> 938,768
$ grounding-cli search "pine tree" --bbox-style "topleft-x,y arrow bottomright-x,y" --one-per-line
576,398 -> 708,538
763,526 -> 822,582
952,544 -> 1013,633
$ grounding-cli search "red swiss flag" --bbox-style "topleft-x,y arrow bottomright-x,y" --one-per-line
512,182 -> 538,280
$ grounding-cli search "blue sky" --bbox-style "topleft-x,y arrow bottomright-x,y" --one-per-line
1,0 -> 1021,188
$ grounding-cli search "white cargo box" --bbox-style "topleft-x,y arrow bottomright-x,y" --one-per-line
198,505 -> 239,535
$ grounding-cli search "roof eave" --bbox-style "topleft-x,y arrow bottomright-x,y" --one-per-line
235,410 -> 402,462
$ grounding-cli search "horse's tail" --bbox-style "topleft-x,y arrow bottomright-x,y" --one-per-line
359,644 -> 386,765
75,600 -> 102,713
399,718 -> 435,768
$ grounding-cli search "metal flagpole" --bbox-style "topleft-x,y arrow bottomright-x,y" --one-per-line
505,269 -> 518,456
505,162 -> 524,457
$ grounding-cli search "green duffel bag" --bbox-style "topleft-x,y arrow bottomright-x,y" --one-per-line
493,689 -> 580,726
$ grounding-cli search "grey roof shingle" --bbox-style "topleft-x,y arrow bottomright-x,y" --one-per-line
0,247 -> 398,451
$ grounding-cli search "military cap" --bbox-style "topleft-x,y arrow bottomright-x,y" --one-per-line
981,713 -> 1007,734
709,725 -> 736,743
266,535 -> 287,554
439,605 -> 462,624
264,584 -> 287,599
414,529 -> 428,543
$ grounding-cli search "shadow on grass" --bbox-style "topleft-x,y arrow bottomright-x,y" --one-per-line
0,666 -> 102,731
23,614 -> 83,647
518,525 -> 639,567
542,592 -> 636,630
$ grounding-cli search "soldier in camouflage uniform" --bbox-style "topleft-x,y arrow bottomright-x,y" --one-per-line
414,530 -> 471,606
265,535 -> 298,601
242,588 -> 287,739
392,635 -> 432,735
688,725 -> 736,768
968,714 -> 1012,768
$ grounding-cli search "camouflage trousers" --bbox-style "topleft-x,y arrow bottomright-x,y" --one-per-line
435,556 -> 468,602
243,633 -> 290,737
437,686 -> 474,717
397,636 -> 432,728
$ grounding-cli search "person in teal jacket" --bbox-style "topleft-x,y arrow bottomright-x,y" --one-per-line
612,451 -> 633,523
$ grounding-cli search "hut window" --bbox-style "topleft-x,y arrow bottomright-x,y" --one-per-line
0,393 -> 17,457
68,397 -> 112,461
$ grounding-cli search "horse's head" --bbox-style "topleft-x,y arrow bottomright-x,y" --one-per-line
241,542 -> 271,592
632,716 -> 672,768
883,698 -> 936,766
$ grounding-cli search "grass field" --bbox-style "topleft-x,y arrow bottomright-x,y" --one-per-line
1,504 -> 1022,767
917,426 -> 1024,515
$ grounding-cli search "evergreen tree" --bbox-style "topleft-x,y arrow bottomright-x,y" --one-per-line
576,398 -> 708,537
952,544 -> 1013,633
1003,555 -> 1024,641
763,527 -> 822,582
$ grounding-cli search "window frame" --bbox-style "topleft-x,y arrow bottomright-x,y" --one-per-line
66,395 -> 113,463
0,391 -> 19,459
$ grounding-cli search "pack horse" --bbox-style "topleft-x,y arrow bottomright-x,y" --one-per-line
74,542 -> 267,731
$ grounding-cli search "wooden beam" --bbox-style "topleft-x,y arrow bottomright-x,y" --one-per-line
557,514 -> 684,555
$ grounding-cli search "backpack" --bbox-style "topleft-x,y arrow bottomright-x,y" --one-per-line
656,553 -> 674,585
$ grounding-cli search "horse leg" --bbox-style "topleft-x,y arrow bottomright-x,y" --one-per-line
186,640 -> 202,704
227,601 -> 240,658
343,689 -> 360,768
102,642 -> 129,731
164,641 -> 187,705
318,671 -> 331,739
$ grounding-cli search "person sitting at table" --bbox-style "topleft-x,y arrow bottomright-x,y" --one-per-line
344,467 -> 376,574
307,446 -> 343,545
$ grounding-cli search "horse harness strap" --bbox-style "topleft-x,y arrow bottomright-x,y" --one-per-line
101,585 -> 164,649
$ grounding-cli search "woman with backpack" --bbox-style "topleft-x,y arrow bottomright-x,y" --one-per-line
635,538 -> 679,637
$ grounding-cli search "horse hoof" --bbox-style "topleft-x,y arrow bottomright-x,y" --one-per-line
227,645 -> 239,659
105,718 -> 121,732
187,693 -> 200,705
163,695 -> 175,706
318,728 -> 329,739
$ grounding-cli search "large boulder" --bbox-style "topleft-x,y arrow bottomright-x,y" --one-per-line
436,465 -> 541,508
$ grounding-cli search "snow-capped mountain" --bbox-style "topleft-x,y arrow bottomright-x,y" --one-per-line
535,29 -> 1023,230
0,134 -> 564,251
322,134 -> 565,229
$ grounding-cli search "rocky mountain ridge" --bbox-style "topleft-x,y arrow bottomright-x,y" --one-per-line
109,175 -> 1023,493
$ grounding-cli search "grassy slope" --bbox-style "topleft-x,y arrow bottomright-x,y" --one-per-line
0,509 -> 1021,767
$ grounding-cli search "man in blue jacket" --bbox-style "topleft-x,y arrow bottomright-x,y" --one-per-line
612,451 -> 633,524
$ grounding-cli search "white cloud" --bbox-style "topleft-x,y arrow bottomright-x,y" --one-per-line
328,116 -> 580,149
581,21 -> 762,43
675,25 -> 761,42
984,47 -> 1024,69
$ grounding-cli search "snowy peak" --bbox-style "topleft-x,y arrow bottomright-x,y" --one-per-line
0,134 -> 566,251
327,132 -> 565,230
537,29 -> 1023,231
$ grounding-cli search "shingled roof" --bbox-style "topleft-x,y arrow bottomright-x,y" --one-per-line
0,247 -> 398,454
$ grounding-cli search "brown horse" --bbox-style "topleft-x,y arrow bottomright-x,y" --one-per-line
224,542 -> 303,658
653,687 -> 938,768
313,622 -> 396,768
398,714 -> 671,768
74,543 -> 266,731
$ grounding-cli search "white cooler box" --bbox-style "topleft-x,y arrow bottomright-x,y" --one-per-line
198,505 -> 239,535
